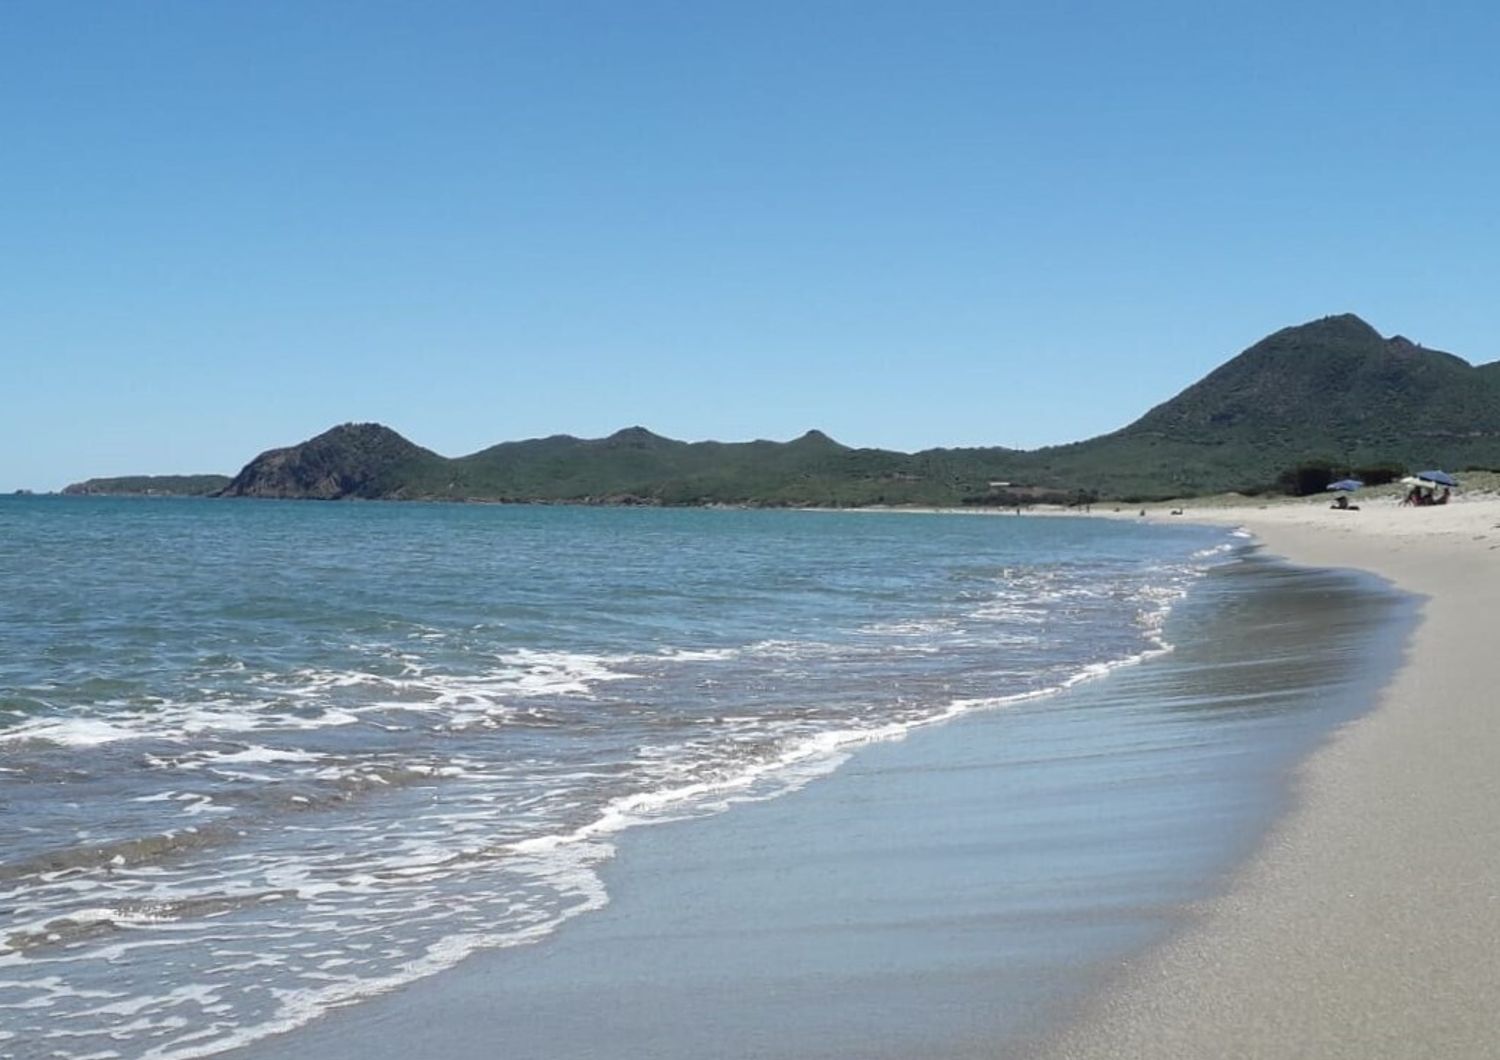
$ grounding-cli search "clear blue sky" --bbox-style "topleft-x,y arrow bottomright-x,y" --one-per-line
4,1 -> 1498,490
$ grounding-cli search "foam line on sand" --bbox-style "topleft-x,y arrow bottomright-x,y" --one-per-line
1040,496 -> 1500,1059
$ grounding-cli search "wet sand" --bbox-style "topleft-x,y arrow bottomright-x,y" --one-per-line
1040,496 -> 1500,1058
234,549 -> 1411,1060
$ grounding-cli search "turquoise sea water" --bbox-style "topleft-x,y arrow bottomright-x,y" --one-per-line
0,497 -> 1235,1057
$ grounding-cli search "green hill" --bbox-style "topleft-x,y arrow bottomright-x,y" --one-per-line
219,423 -> 997,505
220,424 -> 449,499
125,313 -> 1500,505
1027,314 -> 1500,497
62,474 -> 232,496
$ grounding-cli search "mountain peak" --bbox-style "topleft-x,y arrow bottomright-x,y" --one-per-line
604,426 -> 668,447
311,422 -> 419,448
1276,313 -> 1383,345
1119,312 -> 1495,460
791,429 -> 844,448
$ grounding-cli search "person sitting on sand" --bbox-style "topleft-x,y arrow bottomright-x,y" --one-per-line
1439,487 -> 1451,505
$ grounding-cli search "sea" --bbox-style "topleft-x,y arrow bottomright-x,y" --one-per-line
0,497 -> 1397,1059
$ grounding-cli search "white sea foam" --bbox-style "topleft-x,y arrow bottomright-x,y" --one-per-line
0,716 -> 142,747
193,746 -> 324,766
860,618 -> 958,636
499,610 -> 1198,867
0,644 -> 735,751
1193,542 -> 1236,558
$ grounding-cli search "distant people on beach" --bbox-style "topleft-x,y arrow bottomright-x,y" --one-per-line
1401,485 -> 1451,507
1331,494 -> 1358,511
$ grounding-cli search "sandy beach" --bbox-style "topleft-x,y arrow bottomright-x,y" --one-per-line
1041,494 -> 1500,1058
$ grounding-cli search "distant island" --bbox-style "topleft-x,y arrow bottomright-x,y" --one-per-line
66,315 -> 1500,505
62,474 -> 233,497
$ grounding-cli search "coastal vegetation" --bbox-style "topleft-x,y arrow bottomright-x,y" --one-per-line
68,315 -> 1500,505
61,474 -> 232,497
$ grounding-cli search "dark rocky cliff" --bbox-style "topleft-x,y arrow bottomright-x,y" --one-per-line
218,423 -> 447,499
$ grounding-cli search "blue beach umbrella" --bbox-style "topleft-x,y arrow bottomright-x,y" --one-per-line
1325,478 -> 1364,491
1416,470 -> 1458,488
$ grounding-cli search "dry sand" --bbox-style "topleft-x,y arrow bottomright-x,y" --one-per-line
1041,495 -> 1500,1059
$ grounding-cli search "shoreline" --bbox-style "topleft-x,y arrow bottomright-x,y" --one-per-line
229,528 -> 1417,1060
1038,496 -> 1500,1058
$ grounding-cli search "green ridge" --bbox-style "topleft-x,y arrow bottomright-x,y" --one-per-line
92,314 -> 1500,505
62,474 -> 233,497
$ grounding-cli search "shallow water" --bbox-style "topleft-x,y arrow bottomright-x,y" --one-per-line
234,551 -> 1415,1060
0,498 -> 1231,1058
